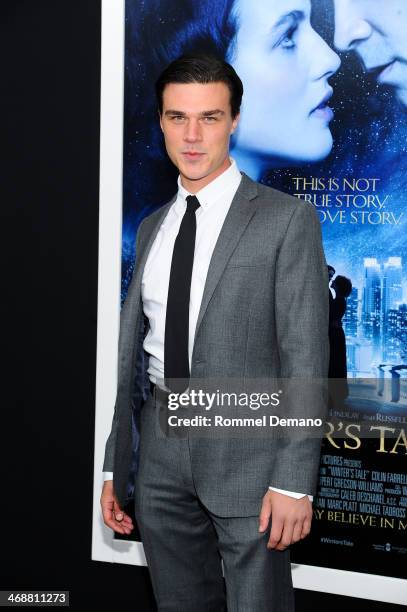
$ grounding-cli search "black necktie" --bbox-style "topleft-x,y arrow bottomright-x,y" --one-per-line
164,195 -> 200,392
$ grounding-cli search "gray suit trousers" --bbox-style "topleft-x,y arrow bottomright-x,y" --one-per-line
134,393 -> 294,612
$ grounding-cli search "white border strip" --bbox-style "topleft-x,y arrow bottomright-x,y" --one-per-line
92,0 -> 125,564
292,564 -> 407,605
92,0 -> 407,606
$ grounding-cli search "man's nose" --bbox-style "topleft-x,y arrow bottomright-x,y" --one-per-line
334,1 -> 372,51
184,119 -> 202,142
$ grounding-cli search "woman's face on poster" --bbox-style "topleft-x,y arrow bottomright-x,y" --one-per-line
230,0 -> 340,165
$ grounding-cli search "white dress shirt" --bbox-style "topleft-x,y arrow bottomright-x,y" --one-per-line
104,159 -> 312,502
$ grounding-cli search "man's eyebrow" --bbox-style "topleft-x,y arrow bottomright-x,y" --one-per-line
201,110 -> 225,116
164,110 -> 186,116
164,109 -> 225,117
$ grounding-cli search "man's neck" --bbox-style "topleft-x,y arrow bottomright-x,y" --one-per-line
180,156 -> 231,194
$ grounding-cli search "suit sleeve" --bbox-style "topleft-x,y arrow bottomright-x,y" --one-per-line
102,218 -> 146,473
271,200 -> 329,496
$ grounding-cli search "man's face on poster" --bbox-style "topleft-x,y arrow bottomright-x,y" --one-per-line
333,0 -> 407,106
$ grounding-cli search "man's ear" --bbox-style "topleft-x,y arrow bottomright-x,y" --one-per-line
158,110 -> 164,133
231,112 -> 240,134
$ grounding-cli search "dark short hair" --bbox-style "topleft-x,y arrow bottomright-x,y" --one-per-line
334,275 -> 352,298
155,54 -> 243,119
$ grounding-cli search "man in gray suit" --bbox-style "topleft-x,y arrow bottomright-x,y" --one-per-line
101,55 -> 329,611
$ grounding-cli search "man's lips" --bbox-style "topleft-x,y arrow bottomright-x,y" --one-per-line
377,61 -> 396,84
365,60 -> 395,82
182,151 -> 206,160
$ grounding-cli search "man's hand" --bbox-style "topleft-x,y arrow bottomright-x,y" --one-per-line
100,480 -> 134,535
259,489 -> 312,551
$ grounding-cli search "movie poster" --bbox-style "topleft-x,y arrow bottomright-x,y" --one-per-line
121,0 -> 407,579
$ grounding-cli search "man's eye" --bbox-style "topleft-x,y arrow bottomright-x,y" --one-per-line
171,116 -> 185,122
202,116 -> 217,123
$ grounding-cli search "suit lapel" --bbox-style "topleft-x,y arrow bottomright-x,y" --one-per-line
193,173 -> 259,344
126,196 -> 176,309
125,174 -> 259,355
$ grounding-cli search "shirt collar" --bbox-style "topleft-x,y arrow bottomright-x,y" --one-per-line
176,158 -> 242,212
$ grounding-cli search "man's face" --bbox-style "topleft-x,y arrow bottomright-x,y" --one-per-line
333,0 -> 407,106
159,82 -> 239,193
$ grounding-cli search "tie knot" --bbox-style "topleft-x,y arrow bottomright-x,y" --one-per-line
186,195 -> 200,214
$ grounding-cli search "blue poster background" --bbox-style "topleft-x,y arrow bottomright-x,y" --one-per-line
121,0 -> 407,578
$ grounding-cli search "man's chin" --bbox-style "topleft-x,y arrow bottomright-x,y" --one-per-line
178,164 -> 209,183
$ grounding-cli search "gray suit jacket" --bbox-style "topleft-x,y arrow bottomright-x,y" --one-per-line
103,173 -> 329,516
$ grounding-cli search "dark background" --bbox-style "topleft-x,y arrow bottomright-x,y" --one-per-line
2,1 -> 403,609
